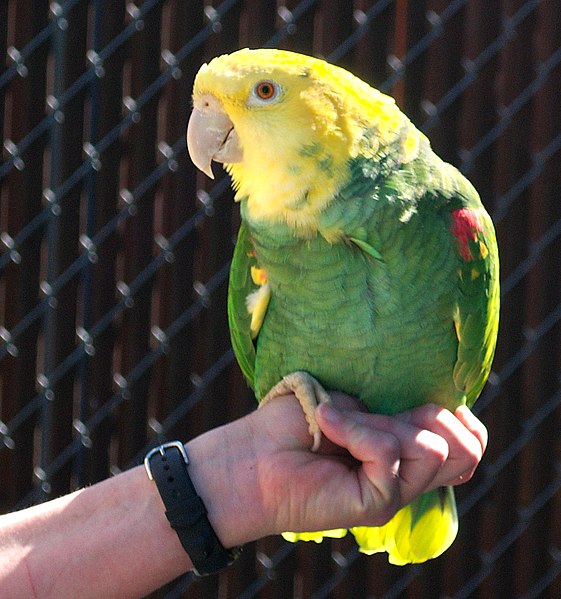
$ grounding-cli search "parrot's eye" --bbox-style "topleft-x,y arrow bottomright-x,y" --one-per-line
250,80 -> 281,104
255,81 -> 275,99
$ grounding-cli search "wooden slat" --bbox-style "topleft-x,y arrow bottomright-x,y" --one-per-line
516,0 -> 561,594
1,1 -> 561,597
80,1 -> 127,485
116,3 -> 164,468
40,0 -> 90,499
0,0 -> 49,508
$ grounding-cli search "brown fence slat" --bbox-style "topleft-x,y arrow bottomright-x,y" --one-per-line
116,3 -> 164,468
1,0 -> 50,506
516,0 -> 561,594
152,0 -> 205,444
40,0 -> 90,500
80,2 -> 127,485
488,2 -> 536,591
1,2 -> 561,597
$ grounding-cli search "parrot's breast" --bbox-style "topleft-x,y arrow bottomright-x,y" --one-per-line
248,215 -> 462,415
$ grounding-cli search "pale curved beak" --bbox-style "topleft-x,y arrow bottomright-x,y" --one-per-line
186,97 -> 242,179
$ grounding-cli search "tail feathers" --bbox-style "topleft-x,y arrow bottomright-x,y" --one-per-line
282,487 -> 458,566
352,487 -> 458,565
282,528 -> 347,544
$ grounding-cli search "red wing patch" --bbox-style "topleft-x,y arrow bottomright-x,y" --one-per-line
450,208 -> 485,261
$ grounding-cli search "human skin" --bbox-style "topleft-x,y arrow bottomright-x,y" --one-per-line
0,393 -> 486,599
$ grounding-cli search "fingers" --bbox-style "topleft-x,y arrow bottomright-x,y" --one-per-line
316,402 -> 487,517
455,405 -> 488,456
315,403 -> 402,524
331,409 -> 450,507
315,404 -> 449,522
398,404 -> 487,488
329,391 -> 369,413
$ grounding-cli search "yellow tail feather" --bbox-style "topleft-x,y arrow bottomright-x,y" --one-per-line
282,487 -> 458,566
281,528 -> 347,544
352,487 -> 458,565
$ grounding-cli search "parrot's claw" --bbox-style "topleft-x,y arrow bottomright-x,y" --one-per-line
260,371 -> 332,451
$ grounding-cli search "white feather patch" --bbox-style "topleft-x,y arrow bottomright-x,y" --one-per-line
246,282 -> 271,338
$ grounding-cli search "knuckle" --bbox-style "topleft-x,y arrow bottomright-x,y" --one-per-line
420,429 -> 449,466
432,435 -> 450,465
409,403 -> 450,430
462,440 -> 483,476
451,436 -> 484,485
375,433 -> 401,463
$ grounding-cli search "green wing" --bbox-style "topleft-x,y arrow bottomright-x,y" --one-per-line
227,219 -> 259,389
347,197 -> 499,409
450,206 -> 500,406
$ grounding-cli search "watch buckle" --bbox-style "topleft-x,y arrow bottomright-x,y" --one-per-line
144,441 -> 189,480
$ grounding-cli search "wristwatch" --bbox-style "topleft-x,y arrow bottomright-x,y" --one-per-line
144,441 -> 243,576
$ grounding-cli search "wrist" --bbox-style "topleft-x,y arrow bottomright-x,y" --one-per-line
183,415 -> 268,548
145,441 -> 243,575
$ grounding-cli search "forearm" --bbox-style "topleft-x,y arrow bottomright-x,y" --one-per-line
0,465 -> 189,598
0,416 -> 263,599
0,396 -> 487,597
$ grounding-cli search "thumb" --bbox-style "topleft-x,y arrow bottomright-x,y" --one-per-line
316,404 -> 402,524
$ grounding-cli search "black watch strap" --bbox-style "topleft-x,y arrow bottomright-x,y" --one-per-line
144,441 -> 243,576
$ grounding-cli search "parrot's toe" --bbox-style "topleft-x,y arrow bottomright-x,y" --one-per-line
310,428 -> 322,452
261,371 -> 332,452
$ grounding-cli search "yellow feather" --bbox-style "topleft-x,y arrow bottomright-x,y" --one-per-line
281,529 -> 347,544
245,282 -> 270,339
192,48 -> 423,233
351,488 -> 458,565
250,266 -> 267,285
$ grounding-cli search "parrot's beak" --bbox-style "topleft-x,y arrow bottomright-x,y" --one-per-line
187,94 -> 242,179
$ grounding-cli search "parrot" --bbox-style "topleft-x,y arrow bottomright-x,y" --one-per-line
186,48 -> 499,565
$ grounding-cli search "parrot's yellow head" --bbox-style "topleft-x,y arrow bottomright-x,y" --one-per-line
187,48 -> 419,230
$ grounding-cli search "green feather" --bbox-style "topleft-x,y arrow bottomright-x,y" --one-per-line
349,236 -> 383,260
227,220 -> 257,388
452,210 -> 500,406
227,116 -> 499,566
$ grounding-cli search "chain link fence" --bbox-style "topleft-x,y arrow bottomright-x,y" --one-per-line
1,1 -> 561,597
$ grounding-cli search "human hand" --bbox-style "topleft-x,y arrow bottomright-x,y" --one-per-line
243,393 -> 487,537
0,390 -> 486,597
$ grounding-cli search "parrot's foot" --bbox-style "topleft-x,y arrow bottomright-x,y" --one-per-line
260,371 -> 332,452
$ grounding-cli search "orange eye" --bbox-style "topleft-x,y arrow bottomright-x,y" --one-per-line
254,81 -> 278,101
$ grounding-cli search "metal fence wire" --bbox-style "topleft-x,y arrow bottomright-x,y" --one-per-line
1,0 -> 561,597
